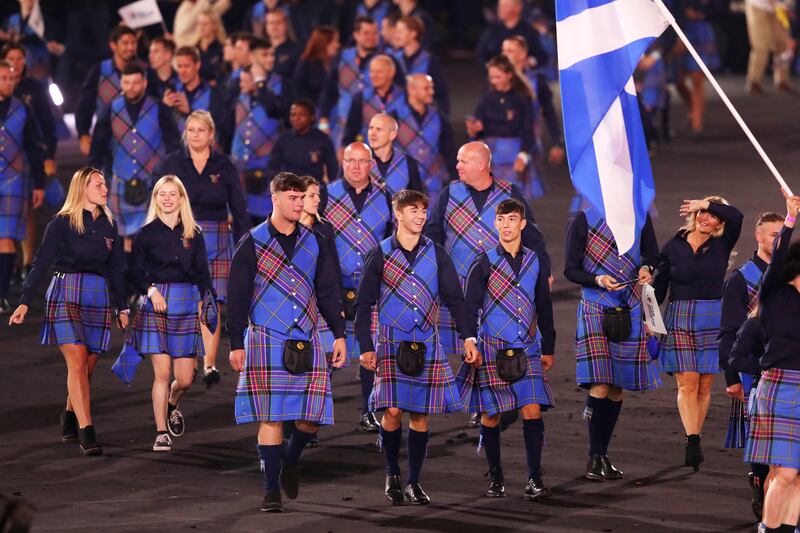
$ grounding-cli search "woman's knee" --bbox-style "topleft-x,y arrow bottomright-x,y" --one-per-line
589,383 -> 610,398
676,373 -> 700,393
520,404 -> 541,420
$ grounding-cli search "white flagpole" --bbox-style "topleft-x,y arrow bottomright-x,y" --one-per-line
652,0 -> 794,196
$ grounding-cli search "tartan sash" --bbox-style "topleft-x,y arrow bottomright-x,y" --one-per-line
232,77 -> 282,168
110,96 -> 163,181
360,85 -> 406,140
444,180 -> 511,280
97,59 -> 121,114
326,180 -> 390,284
0,97 -> 25,180
395,105 -> 443,177
369,148 -> 411,196
249,223 -> 319,335
481,246 -> 540,344
581,207 -> 642,308
378,236 -> 439,333
175,81 -> 212,131
738,260 -> 764,314
400,50 -> 431,76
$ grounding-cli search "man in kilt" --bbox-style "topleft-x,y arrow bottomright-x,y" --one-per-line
0,60 -> 45,313
343,54 -> 407,146
367,113 -> 424,196
355,189 -> 480,505
89,63 -> 181,251
426,142 -> 549,379
719,211 -> 783,518
456,198 -> 555,500
564,205 -> 661,480
323,141 -> 393,432
228,172 -> 347,513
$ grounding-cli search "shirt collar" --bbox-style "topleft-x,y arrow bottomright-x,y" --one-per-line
391,233 -> 427,253
267,216 -> 300,238
751,252 -> 768,272
495,243 -> 524,258
343,178 -> 373,195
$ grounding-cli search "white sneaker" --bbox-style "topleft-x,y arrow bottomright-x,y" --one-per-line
153,433 -> 172,452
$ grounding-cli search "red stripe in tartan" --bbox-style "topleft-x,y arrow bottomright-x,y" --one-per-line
485,262 -> 536,337
112,99 -> 161,169
338,60 -> 359,91
326,194 -> 381,255
97,76 -> 119,106
382,250 -> 437,328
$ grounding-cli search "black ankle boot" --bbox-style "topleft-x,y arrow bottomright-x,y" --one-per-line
78,425 -> 102,456
485,466 -> 505,498
585,455 -> 604,481
60,410 -> 78,442
686,434 -> 703,471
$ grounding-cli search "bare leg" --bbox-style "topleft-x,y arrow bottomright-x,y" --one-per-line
763,466 -> 799,528
66,353 -> 97,412
169,357 -> 196,406
199,302 -> 223,369
60,344 -> 93,427
151,354 -> 171,432
696,374 -> 715,433
675,372 -> 700,435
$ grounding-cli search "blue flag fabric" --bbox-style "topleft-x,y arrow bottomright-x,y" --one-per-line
111,342 -> 143,385
556,0 -> 668,253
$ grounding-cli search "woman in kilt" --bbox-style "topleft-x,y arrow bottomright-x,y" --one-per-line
744,194 -> 800,533
128,175 -> 214,452
654,196 -> 743,470
565,205 -> 661,481
457,198 -> 555,500
10,167 -> 128,456
155,110 -> 251,388
355,190 -> 480,505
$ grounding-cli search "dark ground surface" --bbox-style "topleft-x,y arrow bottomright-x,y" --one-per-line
2,61 -> 800,533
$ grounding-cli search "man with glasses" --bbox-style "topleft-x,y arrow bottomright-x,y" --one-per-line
323,142 -> 393,432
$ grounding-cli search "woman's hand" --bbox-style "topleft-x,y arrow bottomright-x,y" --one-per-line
9,304 -> 28,325
786,194 -> 800,222
679,199 -> 710,217
150,289 -> 167,313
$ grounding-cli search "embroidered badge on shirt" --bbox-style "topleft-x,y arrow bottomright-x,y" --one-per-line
310,151 -> 320,164
210,174 -> 220,184
506,109 -> 515,122
104,237 -> 114,251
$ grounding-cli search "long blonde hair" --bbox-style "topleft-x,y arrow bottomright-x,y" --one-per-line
196,8 -> 226,46
56,167 -> 114,234
145,175 -> 200,240
679,195 -> 729,238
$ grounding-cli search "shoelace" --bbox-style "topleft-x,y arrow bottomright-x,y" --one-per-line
169,410 -> 181,424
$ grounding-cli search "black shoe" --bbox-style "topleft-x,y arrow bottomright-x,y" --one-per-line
307,436 -> 319,448
385,475 -> 404,505
468,412 -> 480,428
404,483 -> 431,505
260,490 -> 283,512
600,455 -> 624,480
358,412 -> 380,432
585,455 -> 604,481
686,434 -> 703,471
280,463 -> 299,500
203,366 -> 220,388
0,298 -> 11,315
485,467 -> 506,498
167,407 -> 185,437
524,478 -> 552,501
60,410 -> 78,442
79,425 -> 102,456
749,471 -> 764,521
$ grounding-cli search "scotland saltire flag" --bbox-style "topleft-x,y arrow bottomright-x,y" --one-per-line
556,0 -> 669,253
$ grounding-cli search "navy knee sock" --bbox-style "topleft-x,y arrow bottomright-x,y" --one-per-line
285,426 -> 315,466
602,399 -> 622,455
523,418 -> 545,481
380,426 -> 402,476
359,366 -> 374,413
0,252 -> 15,299
257,444 -> 284,493
585,395 -> 607,457
479,423 -> 502,471
406,429 -> 429,485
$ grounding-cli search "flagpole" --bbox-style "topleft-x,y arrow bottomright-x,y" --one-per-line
652,0 -> 794,196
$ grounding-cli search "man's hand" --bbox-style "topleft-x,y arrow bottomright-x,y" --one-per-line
79,134 -> 91,155
117,310 -> 129,330
32,189 -> 44,210
331,337 -> 347,368
547,145 -> 565,166
174,92 -> 191,115
464,339 -> 481,367
360,351 -> 377,371
638,266 -> 653,286
44,159 -> 56,176
541,354 -> 554,372
726,383 -> 745,402
230,349 -> 246,372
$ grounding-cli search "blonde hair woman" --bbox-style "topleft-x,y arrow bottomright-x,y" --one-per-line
127,175 -> 214,452
10,167 -> 128,456
154,110 -> 250,388
196,9 -> 227,83
654,196 -> 744,470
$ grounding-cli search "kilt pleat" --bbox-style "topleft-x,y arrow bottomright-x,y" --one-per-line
41,272 -> 111,353
456,335 -> 555,416
438,305 -> 460,357
235,325 -> 333,425
659,299 -> 721,374
744,368 -> 800,469
370,324 -> 463,414
198,220 -> 232,303
131,282 -> 203,358
0,174 -> 28,240
575,299 -> 661,391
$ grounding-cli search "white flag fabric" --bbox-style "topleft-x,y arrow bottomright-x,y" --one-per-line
556,0 -> 669,254
641,284 -> 667,335
118,0 -> 164,29
28,1 -> 45,39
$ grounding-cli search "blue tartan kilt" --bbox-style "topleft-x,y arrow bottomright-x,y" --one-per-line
198,220 -> 233,303
575,299 -> 661,391
456,334 -> 555,416
484,137 -> 546,199
681,21 -> 720,72
131,282 -> 203,358
370,324 -> 463,414
109,174 -> 150,237
41,272 -> 112,353
744,368 -> 800,469
438,305 -> 460,357
659,299 -> 721,374
0,174 -> 28,240
724,374 -> 756,449
234,325 -> 333,425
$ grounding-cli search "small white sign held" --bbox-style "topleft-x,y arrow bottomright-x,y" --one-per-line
641,284 -> 666,335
